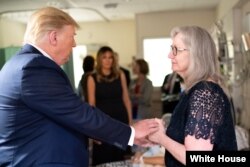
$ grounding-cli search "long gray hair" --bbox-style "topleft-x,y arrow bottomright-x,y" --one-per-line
170,26 -> 227,93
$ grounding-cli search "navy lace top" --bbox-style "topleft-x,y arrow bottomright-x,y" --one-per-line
165,81 -> 237,167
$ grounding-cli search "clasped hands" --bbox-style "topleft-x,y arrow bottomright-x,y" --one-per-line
132,118 -> 165,147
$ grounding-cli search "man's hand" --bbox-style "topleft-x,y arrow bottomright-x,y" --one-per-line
132,119 -> 159,146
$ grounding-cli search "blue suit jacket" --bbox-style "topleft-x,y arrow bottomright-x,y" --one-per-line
0,44 -> 131,167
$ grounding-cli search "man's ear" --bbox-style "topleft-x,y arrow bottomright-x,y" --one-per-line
48,30 -> 57,45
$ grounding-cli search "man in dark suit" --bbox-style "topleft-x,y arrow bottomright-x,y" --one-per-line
0,7 -> 159,167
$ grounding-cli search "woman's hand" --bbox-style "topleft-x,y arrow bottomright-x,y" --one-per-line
148,119 -> 165,145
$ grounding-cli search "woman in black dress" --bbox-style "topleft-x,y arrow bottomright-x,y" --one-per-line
87,46 -> 132,166
149,26 -> 237,167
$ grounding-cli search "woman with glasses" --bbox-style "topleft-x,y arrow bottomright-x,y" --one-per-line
149,26 -> 237,166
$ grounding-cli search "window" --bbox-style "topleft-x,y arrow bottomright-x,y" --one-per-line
143,38 -> 173,87
72,45 -> 87,89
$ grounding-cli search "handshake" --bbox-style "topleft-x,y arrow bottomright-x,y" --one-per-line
132,118 -> 166,147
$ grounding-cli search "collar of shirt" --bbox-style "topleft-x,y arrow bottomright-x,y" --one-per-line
28,43 -> 53,61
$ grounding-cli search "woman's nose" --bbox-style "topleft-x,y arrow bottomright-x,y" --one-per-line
168,52 -> 174,59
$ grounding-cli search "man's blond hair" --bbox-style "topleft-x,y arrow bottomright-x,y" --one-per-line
24,7 -> 80,44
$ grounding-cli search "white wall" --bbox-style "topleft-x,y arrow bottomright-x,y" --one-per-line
0,19 -> 136,69
216,0 -> 240,20
0,9 -> 219,69
76,20 -> 136,68
0,18 -> 26,47
135,9 -> 216,58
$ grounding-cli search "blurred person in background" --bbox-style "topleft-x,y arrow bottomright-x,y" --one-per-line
114,52 -> 131,88
161,72 -> 182,114
87,46 -> 133,165
77,55 -> 95,102
130,59 -> 153,120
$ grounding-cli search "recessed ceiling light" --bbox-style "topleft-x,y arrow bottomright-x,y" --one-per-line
104,3 -> 118,9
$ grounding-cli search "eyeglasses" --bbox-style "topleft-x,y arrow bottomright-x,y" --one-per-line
170,45 -> 189,56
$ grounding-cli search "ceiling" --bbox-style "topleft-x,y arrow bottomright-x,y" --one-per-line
0,0 -> 221,23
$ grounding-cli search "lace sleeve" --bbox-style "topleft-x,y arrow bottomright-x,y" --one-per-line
184,88 -> 225,144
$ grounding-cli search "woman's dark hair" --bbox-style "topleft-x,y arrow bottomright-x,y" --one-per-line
96,46 -> 119,82
136,59 -> 149,75
83,55 -> 95,73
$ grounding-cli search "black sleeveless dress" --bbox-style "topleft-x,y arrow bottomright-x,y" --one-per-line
165,81 -> 237,167
91,73 -> 129,166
